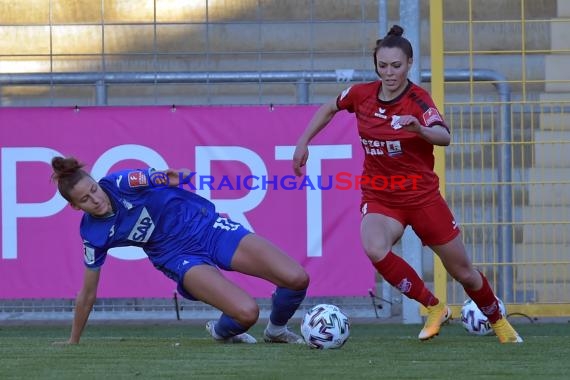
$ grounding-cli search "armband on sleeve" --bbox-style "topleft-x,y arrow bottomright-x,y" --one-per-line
83,242 -> 107,269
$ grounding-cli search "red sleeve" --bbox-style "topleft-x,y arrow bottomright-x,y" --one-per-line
418,97 -> 449,132
421,106 -> 448,132
336,85 -> 357,113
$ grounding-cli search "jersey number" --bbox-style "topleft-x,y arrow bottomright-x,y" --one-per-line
213,216 -> 240,231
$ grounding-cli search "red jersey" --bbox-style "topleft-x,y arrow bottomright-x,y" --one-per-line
336,80 -> 449,208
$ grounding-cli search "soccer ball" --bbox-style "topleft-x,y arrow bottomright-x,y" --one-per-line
460,298 -> 507,336
300,303 -> 350,349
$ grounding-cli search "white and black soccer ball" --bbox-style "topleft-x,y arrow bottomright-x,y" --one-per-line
300,303 -> 350,349
460,298 -> 507,336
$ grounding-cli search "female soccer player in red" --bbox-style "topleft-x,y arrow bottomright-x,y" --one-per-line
293,25 -> 522,343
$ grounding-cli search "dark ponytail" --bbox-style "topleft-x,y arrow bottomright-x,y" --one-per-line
51,156 -> 89,202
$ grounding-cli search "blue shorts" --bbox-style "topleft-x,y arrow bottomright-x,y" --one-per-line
157,215 -> 251,300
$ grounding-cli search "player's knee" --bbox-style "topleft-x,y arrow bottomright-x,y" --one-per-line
233,301 -> 260,328
363,244 -> 390,262
288,268 -> 310,291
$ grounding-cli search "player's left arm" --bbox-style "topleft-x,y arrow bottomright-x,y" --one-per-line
111,168 -> 194,191
147,168 -> 193,187
397,97 -> 450,146
398,116 -> 450,146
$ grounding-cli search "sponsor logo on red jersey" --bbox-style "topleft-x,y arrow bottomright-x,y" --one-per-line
374,107 -> 388,119
386,140 -> 402,156
422,107 -> 443,125
128,171 -> 148,188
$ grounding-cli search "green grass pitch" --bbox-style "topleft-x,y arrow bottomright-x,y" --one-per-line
1,320 -> 569,379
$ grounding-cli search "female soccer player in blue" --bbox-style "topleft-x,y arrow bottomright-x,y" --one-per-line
51,156 -> 309,344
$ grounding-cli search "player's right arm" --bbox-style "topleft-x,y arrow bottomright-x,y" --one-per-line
58,240 -> 106,345
293,98 -> 339,176
68,267 -> 101,344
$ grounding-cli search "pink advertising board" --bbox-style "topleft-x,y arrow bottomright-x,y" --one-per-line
0,106 -> 373,299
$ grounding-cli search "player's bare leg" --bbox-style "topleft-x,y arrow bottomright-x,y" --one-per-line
231,234 -> 309,344
183,265 -> 258,343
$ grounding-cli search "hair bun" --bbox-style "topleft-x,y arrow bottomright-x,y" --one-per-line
387,25 -> 404,37
51,156 -> 84,181
51,156 -> 66,172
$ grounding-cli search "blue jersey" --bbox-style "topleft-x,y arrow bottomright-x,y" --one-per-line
81,168 -> 218,270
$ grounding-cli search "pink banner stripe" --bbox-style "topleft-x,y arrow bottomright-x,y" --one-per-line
0,106 -> 373,298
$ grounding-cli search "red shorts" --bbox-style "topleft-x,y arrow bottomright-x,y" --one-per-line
360,196 -> 460,246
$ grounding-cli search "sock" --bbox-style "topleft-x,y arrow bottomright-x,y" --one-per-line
269,287 -> 307,327
464,271 -> 502,323
373,251 -> 438,307
214,313 -> 248,338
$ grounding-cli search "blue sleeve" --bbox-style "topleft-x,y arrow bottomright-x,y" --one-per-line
83,240 -> 107,269
101,168 -> 156,194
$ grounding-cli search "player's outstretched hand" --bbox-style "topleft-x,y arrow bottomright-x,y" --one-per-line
52,339 -> 77,346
